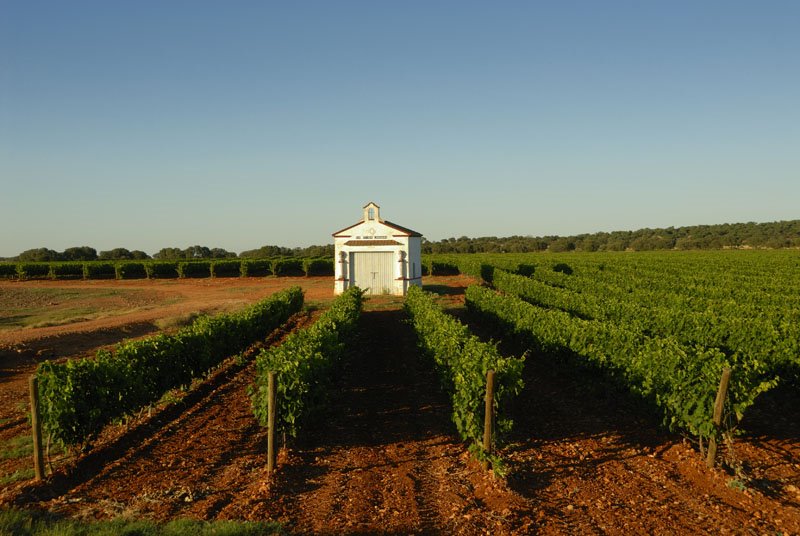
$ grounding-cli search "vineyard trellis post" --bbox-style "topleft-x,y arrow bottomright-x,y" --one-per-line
482,370 -> 496,471
267,371 -> 277,474
706,367 -> 732,469
29,375 -> 45,480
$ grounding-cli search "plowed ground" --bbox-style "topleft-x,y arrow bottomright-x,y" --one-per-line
1,275 -> 799,534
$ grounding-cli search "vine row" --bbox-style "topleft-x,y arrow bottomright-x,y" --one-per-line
251,287 -> 364,439
404,285 -> 524,466
36,286 -> 304,447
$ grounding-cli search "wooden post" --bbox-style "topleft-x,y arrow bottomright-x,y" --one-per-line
267,371 -> 276,474
29,375 -> 45,480
482,370 -> 496,471
706,367 -> 732,468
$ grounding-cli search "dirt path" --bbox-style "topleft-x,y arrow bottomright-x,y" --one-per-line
262,309 -> 508,535
4,303 -> 534,535
5,313 -> 314,519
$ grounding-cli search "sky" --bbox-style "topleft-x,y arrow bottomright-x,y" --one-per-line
1,1 -> 799,256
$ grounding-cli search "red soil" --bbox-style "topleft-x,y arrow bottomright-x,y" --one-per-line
0,275 -> 798,534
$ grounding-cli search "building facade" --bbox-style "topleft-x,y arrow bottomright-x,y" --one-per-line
333,202 -> 422,295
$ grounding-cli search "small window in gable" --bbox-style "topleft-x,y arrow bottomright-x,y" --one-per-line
368,208 -> 375,220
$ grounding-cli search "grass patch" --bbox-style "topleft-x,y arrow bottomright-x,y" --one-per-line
362,295 -> 404,311
0,435 -> 32,460
154,312 -> 201,331
0,468 -> 34,486
0,288 -> 153,331
0,509 -> 282,535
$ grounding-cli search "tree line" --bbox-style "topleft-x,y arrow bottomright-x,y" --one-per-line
4,244 -> 336,262
421,220 -> 800,254
5,219 -> 798,262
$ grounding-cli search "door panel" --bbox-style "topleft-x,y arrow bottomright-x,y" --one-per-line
350,252 -> 393,294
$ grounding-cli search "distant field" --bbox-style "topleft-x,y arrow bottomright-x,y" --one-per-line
0,287 -> 164,331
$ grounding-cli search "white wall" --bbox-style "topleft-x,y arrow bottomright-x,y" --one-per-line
333,219 -> 420,296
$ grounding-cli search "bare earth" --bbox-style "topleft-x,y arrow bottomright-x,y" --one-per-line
1,275 -> 798,534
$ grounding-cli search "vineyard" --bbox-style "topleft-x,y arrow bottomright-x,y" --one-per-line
434,250 -> 799,445
0,252 -> 798,534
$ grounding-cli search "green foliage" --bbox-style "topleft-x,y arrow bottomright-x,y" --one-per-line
154,246 -> 235,260
0,435 -> 33,460
36,287 -> 304,447
271,258 -> 304,276
17,263 -> 50,280
211,259 -> 242,278
0,508 -> 281,535
302,258 -> 334,276
252,287 -> 363,438
154,247 -> 184,260
404,286 -> 524,462
146,261 -> 179,279
421,220 -> 800,253
239,244 -> 334,258
177,261 -> 211,278
115,262 -> 148,280
99,248 -> 151,261
240,259 -> 271,277
84,262 -> 117,280
430,260 -> 460,275
239,245 -> 293,258
17,248 -> 60,262
0,469 -> 34,486
62,246 -> 98,261
465,284 -> 778,441
0,263 -> 19,278
50,263 -> 86,280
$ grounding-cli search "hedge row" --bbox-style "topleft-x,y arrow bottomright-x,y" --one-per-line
36,286 -> 305,447
404,285 -> 524,467
0,258 -> 334,280
252,287 -> 364,439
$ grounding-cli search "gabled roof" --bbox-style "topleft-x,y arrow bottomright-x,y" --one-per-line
332,220 -> 365,237
332,219 -> 422,237
383,220 -> 422,237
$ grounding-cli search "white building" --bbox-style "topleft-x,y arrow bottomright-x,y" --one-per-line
333,202 -> 422,296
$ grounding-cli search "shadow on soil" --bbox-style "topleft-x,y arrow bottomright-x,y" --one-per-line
741,382 -> 800,442
4,316 -> 307,507
737,382 -> 800,498
422,284 -> 466,297
461,309 -> 680,502
272,309 -> 459,509
296,309 -> 453,451
0,322 -> 159,378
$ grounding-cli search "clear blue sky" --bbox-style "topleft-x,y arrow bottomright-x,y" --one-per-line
1,1 -> 798,256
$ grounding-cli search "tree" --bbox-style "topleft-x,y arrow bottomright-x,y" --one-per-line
548,238 -> 576,252
18,248 -> 60,262
210,248 -> 236,259
184,245 -> 212,259
154,247 -> 184,260
99,248 -> 133,260
62,246 -> 98,261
